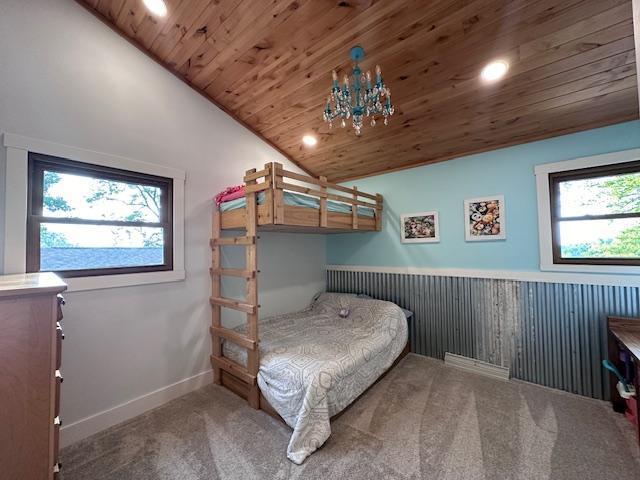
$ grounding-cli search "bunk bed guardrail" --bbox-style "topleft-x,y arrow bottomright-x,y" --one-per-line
240,162 -> 383,230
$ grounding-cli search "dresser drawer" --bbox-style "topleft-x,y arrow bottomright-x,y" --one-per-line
56,294 -> 65,321
56,322 -> 64,369
53,415 -> 62,472
55,370 -> 63,416
53,423 -> 60,465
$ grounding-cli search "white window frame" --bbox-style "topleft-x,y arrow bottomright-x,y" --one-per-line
535,148 -> 640,275
2,133 -> 186,292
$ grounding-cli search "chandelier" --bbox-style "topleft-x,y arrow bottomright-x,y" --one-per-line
323,45 -> 394,135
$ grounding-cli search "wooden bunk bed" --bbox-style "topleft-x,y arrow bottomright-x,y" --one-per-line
209,162 -> 398,427
217,162 -> 383,233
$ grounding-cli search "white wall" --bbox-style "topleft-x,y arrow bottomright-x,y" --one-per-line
0,0 -> 325,444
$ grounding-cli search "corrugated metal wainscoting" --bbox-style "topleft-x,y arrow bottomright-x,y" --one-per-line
327,269 -> 640,400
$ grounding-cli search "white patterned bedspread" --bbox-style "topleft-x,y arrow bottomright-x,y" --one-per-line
223,292 -> 408,464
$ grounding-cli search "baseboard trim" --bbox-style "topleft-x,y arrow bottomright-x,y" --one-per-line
60,369 -> 213,448
444,353 -> 510,381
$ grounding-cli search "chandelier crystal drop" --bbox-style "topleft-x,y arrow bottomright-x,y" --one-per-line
323,46 -> 394,135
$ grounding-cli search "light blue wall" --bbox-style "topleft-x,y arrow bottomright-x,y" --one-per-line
327,121 -> 640,270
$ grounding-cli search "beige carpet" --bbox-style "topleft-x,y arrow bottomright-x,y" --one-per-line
61,354 -> 640,479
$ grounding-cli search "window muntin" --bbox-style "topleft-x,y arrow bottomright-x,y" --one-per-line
549,160 -> 640,265
27,153 -> 173,277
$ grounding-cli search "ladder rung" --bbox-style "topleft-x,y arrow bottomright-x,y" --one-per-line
210,268 -> 256,278
210,326 -> 257,351
210,296 -> 256,314
211,236 -> 256,247
210,355 -> 256,385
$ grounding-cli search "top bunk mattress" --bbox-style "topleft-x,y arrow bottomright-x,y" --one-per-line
222,292 -> 408,464
219,190 -> 376,217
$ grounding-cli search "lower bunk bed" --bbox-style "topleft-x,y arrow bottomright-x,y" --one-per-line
221,292 -> 409,464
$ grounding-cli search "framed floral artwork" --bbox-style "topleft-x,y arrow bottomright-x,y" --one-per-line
464,195 -> 505,241
400,211 -> 440,243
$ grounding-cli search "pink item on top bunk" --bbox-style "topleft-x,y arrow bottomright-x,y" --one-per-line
214,185 -> 245,206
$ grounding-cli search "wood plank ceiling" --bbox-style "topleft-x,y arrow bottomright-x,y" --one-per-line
79,0 -> 638,182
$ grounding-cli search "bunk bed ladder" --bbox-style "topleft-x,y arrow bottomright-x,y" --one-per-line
210,168 -> 261,409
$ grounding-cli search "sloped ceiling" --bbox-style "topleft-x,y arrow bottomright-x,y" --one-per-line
79,0 -> 638,182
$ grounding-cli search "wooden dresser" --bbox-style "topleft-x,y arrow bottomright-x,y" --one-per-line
608,316 -> 640,447
0,272 -> 67,479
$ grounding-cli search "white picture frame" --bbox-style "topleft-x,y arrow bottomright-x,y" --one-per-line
464,195 -> 506,241
400,211 -> 440,243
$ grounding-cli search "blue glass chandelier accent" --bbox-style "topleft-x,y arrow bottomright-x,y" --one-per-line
323,45 -> 394,135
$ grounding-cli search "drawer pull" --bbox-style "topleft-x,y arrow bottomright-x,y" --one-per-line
55,369 -> 64,383
54,416 -> 62,426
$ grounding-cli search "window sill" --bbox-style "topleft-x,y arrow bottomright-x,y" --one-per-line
64,269 -> 185,292
540,262 -> 640,276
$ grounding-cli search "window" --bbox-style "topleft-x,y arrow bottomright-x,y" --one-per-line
549,160 -> 640,266
26,152 -> 173,277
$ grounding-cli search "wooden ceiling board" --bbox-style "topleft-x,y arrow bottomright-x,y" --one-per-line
273,30 -> 635,168
223,0 -> 620,134
323,90 -> 638,179
217,0 -> 419,119
255,41 -> 637,145
149,0 -> 213,57
291,53 -> 637,154
257,2 -> 632,140
318,102 -> 637,172
196,0 -> 376,97
78,0 -> 638,181
321,87 -> 638,169
267,26 -> 636,160
229,0 -> 491,120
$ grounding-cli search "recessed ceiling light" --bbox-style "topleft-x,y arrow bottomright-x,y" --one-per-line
302,135 -> 317,147
481,60 -> 509,82
143,0 -> 168,17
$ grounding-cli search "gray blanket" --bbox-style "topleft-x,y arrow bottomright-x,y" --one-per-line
223,293 -> 408,464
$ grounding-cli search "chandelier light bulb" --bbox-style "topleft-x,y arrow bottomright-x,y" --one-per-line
481,60 -> 509,82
